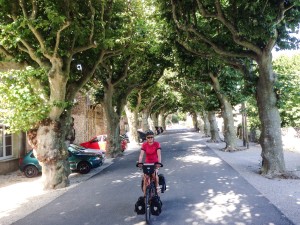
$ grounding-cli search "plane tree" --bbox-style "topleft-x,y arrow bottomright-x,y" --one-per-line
92,46 -> 169,156
170,45 -> 248,149
158,0 -> 300,178
245,53 -> 300,142
0,0 -> 145,189
90,1 -> 173,155
166,67 -> 223,142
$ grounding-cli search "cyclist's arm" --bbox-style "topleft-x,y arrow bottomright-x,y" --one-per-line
157,148 -> 161,164
138,149 -> 145,163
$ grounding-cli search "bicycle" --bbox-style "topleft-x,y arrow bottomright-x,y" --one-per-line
136,162 -> 164,224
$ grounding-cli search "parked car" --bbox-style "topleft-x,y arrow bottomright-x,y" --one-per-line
69,143 -> 106,160
19,146 -> 104,178
80,134 -> 127,151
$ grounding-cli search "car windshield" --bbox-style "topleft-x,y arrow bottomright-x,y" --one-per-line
69,144 -> 85,153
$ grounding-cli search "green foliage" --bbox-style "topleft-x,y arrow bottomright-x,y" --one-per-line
90,0 -> 173,118
0,67 -> 50,132
273,53 -> 300,127
245,53 -> 300,129
244,96 -> 260,130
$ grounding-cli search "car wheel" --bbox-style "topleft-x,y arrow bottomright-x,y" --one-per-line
24,165 -> 39,178
77,161 -> 91,174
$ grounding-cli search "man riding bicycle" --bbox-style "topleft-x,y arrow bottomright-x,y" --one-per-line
138,130 -> 162,195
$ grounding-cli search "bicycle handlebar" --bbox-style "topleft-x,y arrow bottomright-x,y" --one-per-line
136,162 -> 163,168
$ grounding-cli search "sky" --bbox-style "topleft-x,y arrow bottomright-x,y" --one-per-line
272,30 -> 300,59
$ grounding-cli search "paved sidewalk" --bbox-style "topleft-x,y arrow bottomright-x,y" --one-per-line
0,145 -> 139,225
1,136 -> 300,225
205,138 -> 300,225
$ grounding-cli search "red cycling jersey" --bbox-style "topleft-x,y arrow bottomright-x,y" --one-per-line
141,141 -> 161,163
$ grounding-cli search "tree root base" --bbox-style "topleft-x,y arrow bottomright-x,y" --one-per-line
221,147 -> 240,152
207,139 -> 222,143
260,171 -> 300,180
202,135 -> 210,138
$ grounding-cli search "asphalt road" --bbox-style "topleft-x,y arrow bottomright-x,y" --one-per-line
12,129 -> 294,225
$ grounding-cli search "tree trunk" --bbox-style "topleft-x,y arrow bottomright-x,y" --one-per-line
27,69 -> 72,190
256,53 -> 286,177
210,73 -> 237,151
241,102 -> 249,148
141,109 -> 150,131
207,111 -> 222,143
150,113 -> 159,134
103,86 -> 122,158
36,118 -> 71,189
191,111 -> 198,131
197,113 -> 204,133
221,100 -> 237,151
162,114 -> 167,131
124,104 -> 139,144
202,111 -> 211,137
158,113 -> 164,128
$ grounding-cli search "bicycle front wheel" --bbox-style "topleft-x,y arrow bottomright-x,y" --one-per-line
145,187 -> 151,224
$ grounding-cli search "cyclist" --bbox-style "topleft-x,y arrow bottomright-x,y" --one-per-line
138,130 -> 162,195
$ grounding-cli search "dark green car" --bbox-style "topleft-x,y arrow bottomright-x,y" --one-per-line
19,145 -> 104,178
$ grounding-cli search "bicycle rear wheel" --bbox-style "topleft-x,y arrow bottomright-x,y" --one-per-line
145,186 -> 151,224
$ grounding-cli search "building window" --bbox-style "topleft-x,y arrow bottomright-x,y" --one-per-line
0,125 -> 12,159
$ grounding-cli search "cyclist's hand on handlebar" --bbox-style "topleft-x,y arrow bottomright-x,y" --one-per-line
155,162 -> 163,169
136,162 -> 143,168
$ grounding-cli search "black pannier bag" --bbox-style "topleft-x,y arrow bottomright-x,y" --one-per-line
150,195 -> 162,216
135,196 -> 145,215
158,174 -> 166,193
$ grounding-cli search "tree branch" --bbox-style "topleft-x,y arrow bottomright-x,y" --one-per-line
66,48 -> 107,101
30,0 -> 38,19
0,46 -> 14,60
171,0 -> 258,60
214,0 -> 262,55
177,39 -> 213,58
88,0 -> 95,43
53,21 -> 71,58
72,44 -> 97,55
18,41 -> 48,68
19,0 -> 52,60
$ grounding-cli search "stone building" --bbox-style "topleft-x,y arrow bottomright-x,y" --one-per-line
71,93 -> 107,145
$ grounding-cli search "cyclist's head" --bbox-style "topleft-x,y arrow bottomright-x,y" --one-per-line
145,130 -> 154,141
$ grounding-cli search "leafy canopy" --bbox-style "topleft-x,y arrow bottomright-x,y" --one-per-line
0,67 -> 49,132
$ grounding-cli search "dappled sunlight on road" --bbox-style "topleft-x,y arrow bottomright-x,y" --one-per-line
174,146 -> 222,165
175,154 -> 222,165
110,171 -> 142,185
188,190 -> 252,225
166,132 -> 205,146
124,171 -> 142,180
112,179 -> 123,183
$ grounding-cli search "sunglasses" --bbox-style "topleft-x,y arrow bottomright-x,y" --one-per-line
146,136 -> 154,139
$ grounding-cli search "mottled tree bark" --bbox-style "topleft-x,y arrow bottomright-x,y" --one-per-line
256,53 -> 286,177
150,113 -> 159,134
202,111 -> 211,137
197,114 -> 205,133
161,114 -> 168,131
102,85 -> 122,158
36,118 -> 70,189
141,109 -> 150,131
210,73 -> 237,151
191,111 -> 199,131
124,104 -> 139,144
207,111 -> 222,143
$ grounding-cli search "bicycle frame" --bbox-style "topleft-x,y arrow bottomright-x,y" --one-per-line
142,164 -> 157,224
136,162 -> 163,224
